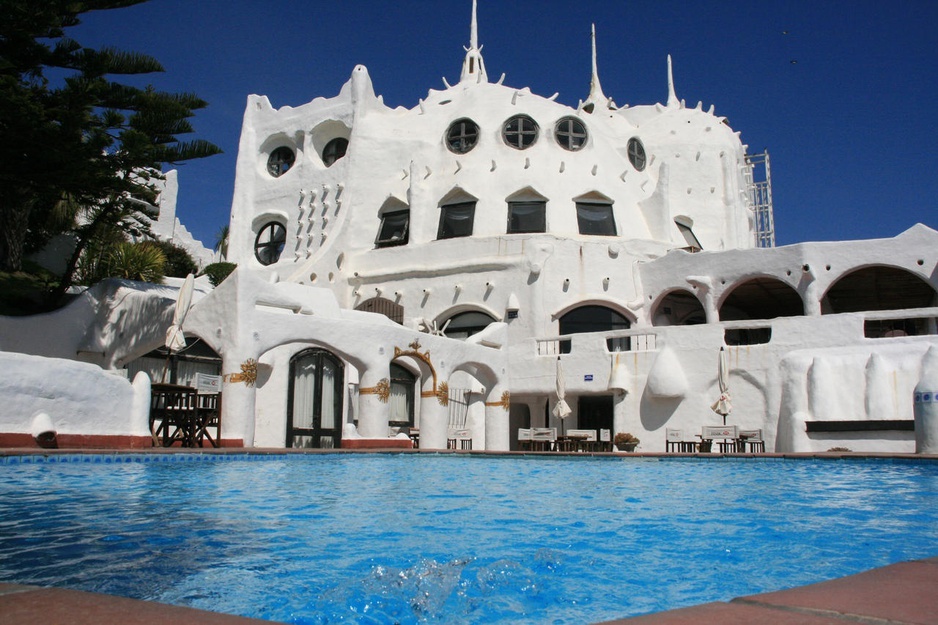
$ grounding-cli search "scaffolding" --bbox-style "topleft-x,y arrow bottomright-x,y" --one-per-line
745,152 -> 775,248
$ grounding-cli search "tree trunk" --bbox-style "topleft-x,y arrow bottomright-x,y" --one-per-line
0,205 -> 30,273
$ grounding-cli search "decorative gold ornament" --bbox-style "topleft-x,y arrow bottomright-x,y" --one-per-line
360,378 -> 391,403
436,381 -> 449,406
224,358 -> 258,386
484,390 -> 511,411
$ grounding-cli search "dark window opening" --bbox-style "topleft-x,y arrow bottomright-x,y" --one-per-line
267,146 -> 295,177
507,200 -> 546,233
322,137 -> 349,166
254,222 -> 286,266
864,317 -> 935,338
576,202 -> 617,236
375,209 -> 409,247
438,201 -> 476,239
724,327 -> 772,345
446,118 -> 480,154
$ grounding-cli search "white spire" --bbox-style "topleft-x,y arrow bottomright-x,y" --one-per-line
582,24 -> 614,113
667,54 -> 680,108
460,0 -> 487,84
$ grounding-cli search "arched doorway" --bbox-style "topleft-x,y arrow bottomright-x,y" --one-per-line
558,305 -> 631,353
287,348 -> 344,448
719,277 -> 804,321
822,266 -> 937,337
652,290 -> 706,326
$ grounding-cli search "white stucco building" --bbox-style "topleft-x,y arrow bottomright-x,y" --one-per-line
2,2 -> 936,453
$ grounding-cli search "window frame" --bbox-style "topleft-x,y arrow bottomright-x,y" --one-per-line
266,146 -> 296,177
575,202 -> 617,236
627,137 -> 646,171
502,114 -> 539,150
375,209 -> 410,248
437,201 -> 476,239
555,116 -> 588,151
507,200 -> 547,234
445,118 -> 480,154
254,221 -> 287,265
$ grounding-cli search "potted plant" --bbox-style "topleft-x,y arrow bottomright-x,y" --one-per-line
614,432 -> 640,452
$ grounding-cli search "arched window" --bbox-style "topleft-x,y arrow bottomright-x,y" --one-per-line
559,305 -> 631,353
287,349 -> 344,449
322,137 -> 348,166
254,222 -> 286,265
356,297 -> 404,325
442,310 -> 496,340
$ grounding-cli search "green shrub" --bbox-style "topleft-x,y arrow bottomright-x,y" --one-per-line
109,242 -> 166,283
201,262 -> 236,286
146,239 -> 198,277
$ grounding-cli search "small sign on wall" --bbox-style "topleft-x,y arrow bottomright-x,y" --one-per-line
584,374 -> 594,382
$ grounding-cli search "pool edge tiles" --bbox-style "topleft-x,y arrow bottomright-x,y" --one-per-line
2,449 -> 938,465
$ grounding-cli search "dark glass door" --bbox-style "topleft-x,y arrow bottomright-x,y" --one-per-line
287,349 -> 344,448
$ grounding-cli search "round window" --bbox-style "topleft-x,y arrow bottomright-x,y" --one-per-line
555,117 -> 588,151
254,222 -> 286,266
627,137 -> 646,171
502,115 -> 538,150
267,146 -> 295,177
445,118 -> 480,154
322,137 -> 348,167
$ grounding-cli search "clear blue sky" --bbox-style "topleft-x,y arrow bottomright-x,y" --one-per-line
70,0 -> 937,249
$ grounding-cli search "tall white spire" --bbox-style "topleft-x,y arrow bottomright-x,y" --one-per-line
582,24 -> 614,112
460,0 -> 487,84
667,54 -> 681,108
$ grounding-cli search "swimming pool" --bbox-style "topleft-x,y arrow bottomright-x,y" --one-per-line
1,453 -> 936,624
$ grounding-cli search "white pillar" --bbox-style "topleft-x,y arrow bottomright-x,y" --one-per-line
419,379 -> 449,450
484,385 -> 510,451
357,366 -> 391,438
914,346 -> 938,454
221,349 -> 259,447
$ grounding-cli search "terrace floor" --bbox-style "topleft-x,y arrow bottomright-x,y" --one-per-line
3,557 -> 937,624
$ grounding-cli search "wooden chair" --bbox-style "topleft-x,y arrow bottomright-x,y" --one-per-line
701,425 -> 739,453
739,429 -> 765,453
517,428 -> 533,451
531,427 -> 556,451
150,383 -> 198,447
599,429 -> 612,452
194,392 -> 222,448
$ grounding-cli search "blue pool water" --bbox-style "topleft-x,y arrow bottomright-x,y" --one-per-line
1,454 -> 937,624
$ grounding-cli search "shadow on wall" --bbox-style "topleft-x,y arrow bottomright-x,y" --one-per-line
639,390 -> 680,432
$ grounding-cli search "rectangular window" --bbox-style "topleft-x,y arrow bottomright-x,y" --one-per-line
375,209 -> 409,247
507,201 -> 546,233
437,202 -> 476,239
576,202 -> 616,236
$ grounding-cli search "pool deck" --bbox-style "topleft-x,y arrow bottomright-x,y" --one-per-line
2,448 -> 937,624
3,557 -> 937,624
